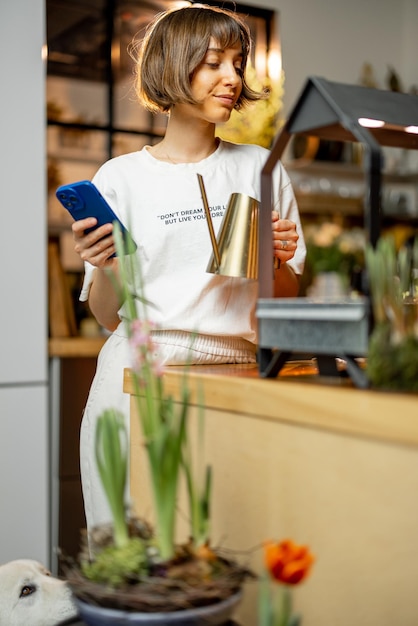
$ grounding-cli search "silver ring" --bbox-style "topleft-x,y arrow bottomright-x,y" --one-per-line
281,240 -> 288,250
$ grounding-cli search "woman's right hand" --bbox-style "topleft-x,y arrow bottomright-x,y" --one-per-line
72,218 -> 117,268
73,217 -> 121,331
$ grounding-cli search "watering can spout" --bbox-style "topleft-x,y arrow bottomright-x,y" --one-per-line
197,174 -> 259,280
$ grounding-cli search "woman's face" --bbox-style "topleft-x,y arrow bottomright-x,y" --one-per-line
187,37 -> 244,124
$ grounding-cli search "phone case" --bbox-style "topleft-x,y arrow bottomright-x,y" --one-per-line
55,180 -> 137,255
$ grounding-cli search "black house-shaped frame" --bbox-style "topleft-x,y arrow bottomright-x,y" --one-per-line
256,76 -> 418,385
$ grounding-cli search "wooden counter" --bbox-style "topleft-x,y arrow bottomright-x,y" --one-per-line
49,336 -> 107,358
124,364 -> 418,626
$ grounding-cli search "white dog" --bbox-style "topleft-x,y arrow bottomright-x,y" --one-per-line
0,559 -> 78,626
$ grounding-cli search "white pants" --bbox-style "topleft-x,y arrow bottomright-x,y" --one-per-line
80,323 -> 256,532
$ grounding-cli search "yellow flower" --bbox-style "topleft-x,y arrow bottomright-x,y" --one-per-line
217,63 -> 284,148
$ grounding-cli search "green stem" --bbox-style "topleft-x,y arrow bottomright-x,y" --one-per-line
277,586 -> 292,626
258,573 -> 273,626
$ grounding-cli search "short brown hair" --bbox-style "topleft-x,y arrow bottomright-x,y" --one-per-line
130,5 -> 266,114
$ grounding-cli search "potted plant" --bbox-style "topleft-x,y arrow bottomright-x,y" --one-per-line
63,224 -> 253,625
301,222 -> 365,297
365,235 -> 418,391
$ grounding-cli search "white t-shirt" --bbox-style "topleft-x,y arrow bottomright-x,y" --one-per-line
80,139 -> 306,345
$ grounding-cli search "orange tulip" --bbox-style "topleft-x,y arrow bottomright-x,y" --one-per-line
264,539 -> 314,585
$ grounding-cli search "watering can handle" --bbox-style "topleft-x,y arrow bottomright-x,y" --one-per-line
197,174 -> 221,268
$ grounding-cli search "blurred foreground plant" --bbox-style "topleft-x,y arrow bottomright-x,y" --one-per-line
365,235 -> 418,391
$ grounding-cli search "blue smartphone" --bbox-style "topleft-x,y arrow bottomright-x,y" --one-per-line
55,180 -> 137,256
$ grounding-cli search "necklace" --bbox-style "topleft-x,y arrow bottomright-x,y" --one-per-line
150,139 -> 219,164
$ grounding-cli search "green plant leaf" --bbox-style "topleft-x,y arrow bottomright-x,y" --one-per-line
95,409 -> 129,548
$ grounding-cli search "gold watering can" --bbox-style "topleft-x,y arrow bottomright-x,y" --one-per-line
197,174 -> 259,280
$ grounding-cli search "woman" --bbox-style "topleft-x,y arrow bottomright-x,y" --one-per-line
72,4 -> 306,532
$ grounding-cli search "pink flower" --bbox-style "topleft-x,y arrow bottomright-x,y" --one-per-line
129,319 -> 164,379
131,319 -> 154,348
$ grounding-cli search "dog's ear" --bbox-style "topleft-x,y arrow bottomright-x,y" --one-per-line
38,563 -> 53,577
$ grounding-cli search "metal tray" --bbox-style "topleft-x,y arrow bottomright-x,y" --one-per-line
256,296 -> 370,386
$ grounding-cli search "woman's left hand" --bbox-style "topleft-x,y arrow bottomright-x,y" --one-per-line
271,210 -> 299,262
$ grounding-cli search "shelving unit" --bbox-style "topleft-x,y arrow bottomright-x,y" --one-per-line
285,157 -> 418,299
285,157 -> 418,227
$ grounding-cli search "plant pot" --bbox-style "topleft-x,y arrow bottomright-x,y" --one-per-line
75,590 -> 242,626
307,271 -> 348,297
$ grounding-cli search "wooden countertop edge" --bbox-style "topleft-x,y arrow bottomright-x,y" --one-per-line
49,336 -> 106,357
124,366 -> 418,448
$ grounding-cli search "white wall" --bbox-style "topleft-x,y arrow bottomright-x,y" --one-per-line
244,0 -> 417,116
401,0 -> 418,91
0,0 -> 48,565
